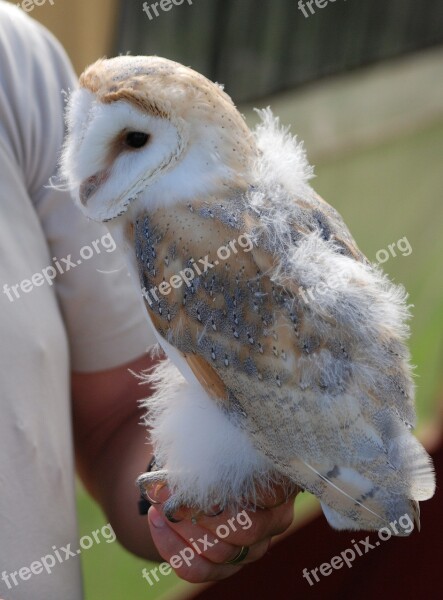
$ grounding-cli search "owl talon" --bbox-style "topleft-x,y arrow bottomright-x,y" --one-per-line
137,469 -> 169,504
138,470 -> 188,522
163,495 -> 186,523
203,505 -> 224,517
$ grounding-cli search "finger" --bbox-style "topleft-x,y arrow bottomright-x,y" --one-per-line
146,483 -> 295,544
222,538 -> 271,566
160,510 -> 272,565
194,499 -> 295,546
148,506 -> 243,583
240,538 -> 272,565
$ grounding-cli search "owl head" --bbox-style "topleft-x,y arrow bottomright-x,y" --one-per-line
61,55 -> 255,222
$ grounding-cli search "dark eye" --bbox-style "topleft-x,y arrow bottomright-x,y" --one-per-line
125,131 -> 150,149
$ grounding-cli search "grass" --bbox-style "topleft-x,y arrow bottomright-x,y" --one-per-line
77,115 -> 443,600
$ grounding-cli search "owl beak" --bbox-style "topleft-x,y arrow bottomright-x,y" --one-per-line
79,169 -> 110,206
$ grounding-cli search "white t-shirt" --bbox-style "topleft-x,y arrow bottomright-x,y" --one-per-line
0,3 -> 155,599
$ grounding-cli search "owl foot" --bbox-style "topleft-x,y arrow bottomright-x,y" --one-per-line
137,469 -> 188,522
162,494 -> 188,523
137,468 -> 169,504
161,495 -> 224,522
137,469 -> 225,522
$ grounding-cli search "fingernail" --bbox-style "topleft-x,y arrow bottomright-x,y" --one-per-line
149,507 -> 166,529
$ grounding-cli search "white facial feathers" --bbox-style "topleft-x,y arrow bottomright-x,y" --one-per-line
61,55 -> 256,222
61,89 -> 188,221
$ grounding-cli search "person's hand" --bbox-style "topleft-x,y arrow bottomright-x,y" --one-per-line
146,484 -> 298,583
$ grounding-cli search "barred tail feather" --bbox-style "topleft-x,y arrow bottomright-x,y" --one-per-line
387,433 -> 436,501
287,440 -> 434,536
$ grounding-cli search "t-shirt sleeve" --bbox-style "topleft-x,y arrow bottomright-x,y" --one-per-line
0,4 -> 156,371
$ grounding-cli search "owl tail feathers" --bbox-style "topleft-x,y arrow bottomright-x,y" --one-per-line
319,500 -> 420,536
386,431 -> 436,502
289,447 -> 435,536
314,464 -> 422,536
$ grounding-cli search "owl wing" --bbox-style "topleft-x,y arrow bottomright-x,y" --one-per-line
134,189 -> 434,531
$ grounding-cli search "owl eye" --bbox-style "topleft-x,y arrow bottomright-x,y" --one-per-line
125,131 -> 150,149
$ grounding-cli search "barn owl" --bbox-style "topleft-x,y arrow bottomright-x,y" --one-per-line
61,55 -> 435,534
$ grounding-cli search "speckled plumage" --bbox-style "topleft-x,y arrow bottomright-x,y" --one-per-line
61,55 -> 435,533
